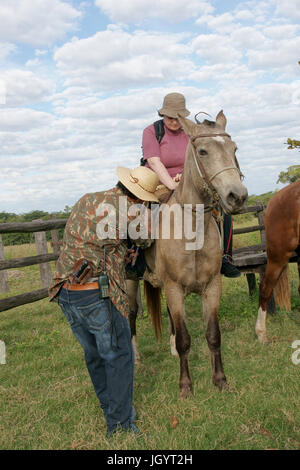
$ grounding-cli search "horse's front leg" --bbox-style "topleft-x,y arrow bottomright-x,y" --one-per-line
126,279 -> 141,363
202,275 -> 227,391
167,305 -> 179,357
165,282 -> 191,398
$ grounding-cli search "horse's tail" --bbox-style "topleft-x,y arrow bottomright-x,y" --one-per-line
143,280 -> 162,340
273,264 -> 291,311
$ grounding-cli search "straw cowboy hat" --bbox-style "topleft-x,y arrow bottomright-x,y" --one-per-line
158,92 -> 190,118
116,166 -> 159,202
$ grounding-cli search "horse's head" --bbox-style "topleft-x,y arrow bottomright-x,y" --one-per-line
179,111 -> 248,214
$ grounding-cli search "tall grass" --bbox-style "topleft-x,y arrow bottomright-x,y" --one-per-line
0,243 -> 299,450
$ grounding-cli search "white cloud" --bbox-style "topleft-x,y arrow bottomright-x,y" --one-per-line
247,36 -> 300,68
0,70 -> 55,106
94,0 -> 214,23
191,34 -> 242,64
0,42 -> 17,60
25,58 -> 41,67
274,0 -> 300,20
263,24 -> 300,39
234,9 -> 254,21
35,49 -> 49,56
0,0 -> 81,46
0,108 -> 54,132
196,13 -> 237,33
230,27 -> 265,49
54,27 -> 193,90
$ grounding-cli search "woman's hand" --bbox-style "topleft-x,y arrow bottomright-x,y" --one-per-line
173,173 -> 182,183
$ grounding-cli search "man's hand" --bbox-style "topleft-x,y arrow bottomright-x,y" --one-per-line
125,246 -> 139,266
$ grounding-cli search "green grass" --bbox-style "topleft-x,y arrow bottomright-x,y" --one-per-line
0,244 -> 300,450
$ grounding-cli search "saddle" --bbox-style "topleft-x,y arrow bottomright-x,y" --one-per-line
154,184 -> 172,203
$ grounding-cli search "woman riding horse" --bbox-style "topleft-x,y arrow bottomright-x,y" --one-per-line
129,110 -> 248,397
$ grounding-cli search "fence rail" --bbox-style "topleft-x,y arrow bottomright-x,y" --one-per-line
0,219 -> 67,234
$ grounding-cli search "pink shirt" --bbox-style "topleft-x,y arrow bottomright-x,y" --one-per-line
142,122 -> 189,178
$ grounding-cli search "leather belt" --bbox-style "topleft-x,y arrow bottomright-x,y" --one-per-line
62,281 -> 99,291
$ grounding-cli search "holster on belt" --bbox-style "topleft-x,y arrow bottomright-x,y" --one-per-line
70,258 -> 93,284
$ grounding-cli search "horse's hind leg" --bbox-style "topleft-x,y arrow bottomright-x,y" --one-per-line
257,261 -> 285,344
165,282 -> 192,398
202,276 -> 227,391
126,279 -> 141,363
296,246 -> 300,294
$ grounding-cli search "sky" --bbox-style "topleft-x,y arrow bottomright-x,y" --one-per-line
0,0 -> 299,214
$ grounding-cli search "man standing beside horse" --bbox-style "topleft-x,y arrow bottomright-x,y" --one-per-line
48,166 -> 159,437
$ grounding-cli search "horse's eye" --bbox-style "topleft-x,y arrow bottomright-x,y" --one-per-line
198,149 -> 207,156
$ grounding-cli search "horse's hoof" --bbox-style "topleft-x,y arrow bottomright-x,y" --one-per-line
220,382 -> 232,393
213,376 -> 228,392
179,385 -> 193,399
257,335 -> 270,345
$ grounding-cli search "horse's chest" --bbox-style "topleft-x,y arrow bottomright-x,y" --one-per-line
166,251 -> 219,291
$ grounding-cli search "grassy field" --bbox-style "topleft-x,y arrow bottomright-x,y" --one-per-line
0,231 -> 300,450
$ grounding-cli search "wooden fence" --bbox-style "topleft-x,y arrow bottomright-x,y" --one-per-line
0,203 -> 298,313
0,217 -> 67,312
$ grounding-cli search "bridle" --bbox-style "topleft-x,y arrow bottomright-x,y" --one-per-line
189,132 -> 243,206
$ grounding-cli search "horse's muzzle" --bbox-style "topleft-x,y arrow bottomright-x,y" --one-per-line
223,185 -> 248,214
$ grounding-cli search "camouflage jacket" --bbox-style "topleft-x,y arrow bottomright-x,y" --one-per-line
49,187 -> 153,317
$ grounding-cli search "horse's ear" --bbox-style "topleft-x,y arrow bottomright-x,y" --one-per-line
177,116 -> 197,136
216,110 -> 227,130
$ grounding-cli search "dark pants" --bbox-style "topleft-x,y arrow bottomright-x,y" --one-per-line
58,287 -> 136,435
223,214 -> 233,259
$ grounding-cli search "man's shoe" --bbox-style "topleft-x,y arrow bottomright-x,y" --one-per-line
129,423 -> 141,435
221,257 -> 241,278
106,423 -> 141,438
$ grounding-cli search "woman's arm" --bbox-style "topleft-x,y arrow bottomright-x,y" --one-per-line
147,157 -> 178,190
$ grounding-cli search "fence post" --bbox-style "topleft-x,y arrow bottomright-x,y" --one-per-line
0,235 -> 9,293
257,201 -> 266,247
246,273 -> 256,296
50,214 -> 61,256
34,220 -> 52,289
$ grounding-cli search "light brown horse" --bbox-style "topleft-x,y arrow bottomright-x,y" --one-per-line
128,111 -> 248,397
255,180 -> 300,344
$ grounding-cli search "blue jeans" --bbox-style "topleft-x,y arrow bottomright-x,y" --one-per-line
58,287 -> 137,435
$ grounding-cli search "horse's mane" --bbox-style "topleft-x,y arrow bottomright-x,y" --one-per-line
158,190 -> 174,204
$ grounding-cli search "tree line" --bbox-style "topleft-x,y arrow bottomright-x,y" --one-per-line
0,207 -> 72,246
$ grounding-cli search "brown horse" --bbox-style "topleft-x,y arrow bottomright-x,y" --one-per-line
128,111 -> 248,397
255,180 -> 300,344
